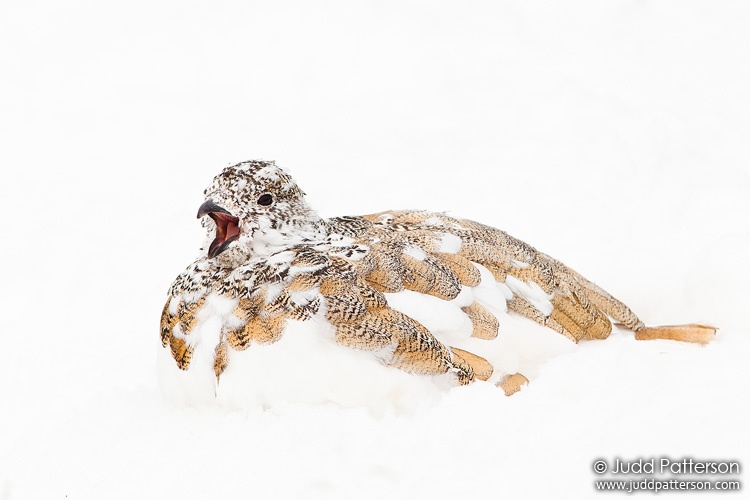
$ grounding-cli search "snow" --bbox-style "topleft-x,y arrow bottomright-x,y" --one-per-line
1,1 -> 748,498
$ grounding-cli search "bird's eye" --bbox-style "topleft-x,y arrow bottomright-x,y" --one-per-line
257,193 -> 274,206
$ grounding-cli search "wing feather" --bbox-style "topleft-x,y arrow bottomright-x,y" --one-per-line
351,211 -> 643,345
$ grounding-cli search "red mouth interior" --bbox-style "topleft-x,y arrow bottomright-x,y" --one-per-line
208,212 -> 241,258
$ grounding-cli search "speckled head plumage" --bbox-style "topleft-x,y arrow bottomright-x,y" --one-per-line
199,160 -> 326,263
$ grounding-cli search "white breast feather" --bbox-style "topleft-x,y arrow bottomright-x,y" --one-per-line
403,245 -> 427,261
470,263 -> 509,316
385,290 -> 473,339
437,233 -> 462,253
505,275 -> 554,316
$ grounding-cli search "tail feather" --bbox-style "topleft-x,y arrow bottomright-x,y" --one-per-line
634,324 -> 717,344
570,270 -> 644,331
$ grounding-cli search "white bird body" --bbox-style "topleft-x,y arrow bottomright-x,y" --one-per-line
158,160 -> 714,410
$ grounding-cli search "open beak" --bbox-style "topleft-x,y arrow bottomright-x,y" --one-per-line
197,200 -> 241,258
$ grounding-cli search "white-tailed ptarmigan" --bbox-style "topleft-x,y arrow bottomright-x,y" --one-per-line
158,160 -> 715,410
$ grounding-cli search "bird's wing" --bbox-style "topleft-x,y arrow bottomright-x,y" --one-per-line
348,210 -> 645,344
160,259 -> 232,376
160,210 -> 712,392
243,247 -> 485,384
161,247 -> 486,384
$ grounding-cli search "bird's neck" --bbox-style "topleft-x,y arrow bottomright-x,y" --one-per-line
249,214 -> 328,257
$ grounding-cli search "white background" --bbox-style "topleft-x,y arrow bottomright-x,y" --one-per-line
1,1 -> 748,498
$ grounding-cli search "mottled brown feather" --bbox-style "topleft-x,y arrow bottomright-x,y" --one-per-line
436,252 -> 482,287
386,309 -> 472,382
287,272 -> 324,292
549,308 -> 586,342
291,249 -> 330,269
355,279 -> 388,309
390,211 -> 434,225
334,308 -> 396,350
287,296 -> 321,321
507,260 -> 556,294
160,299 -> 177,347
323,289 -> 368,324
462,302 -> 499,340
571,271 -> 643,330
177,298 -> 205,336
497,373 -> 529,396
227,313 -> 287,349
397,254 -> 436,295
169,336 -> 193,370
451,347 -> 493,381
635,324 -> 716,344
365,269 -> 404,293
214,341 -> 228,379
457,239 -> 511,269
551,294 -> 596,330
423,256 -> 462,300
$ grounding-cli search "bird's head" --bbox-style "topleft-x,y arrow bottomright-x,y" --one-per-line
198,160 -> 326,262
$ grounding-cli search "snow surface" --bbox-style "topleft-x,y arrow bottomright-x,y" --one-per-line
1,1 -> 749,498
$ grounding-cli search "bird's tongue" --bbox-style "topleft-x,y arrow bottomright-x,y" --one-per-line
208,212 -> 241,258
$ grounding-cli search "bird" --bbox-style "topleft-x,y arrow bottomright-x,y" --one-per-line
158,160 -> 715,410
